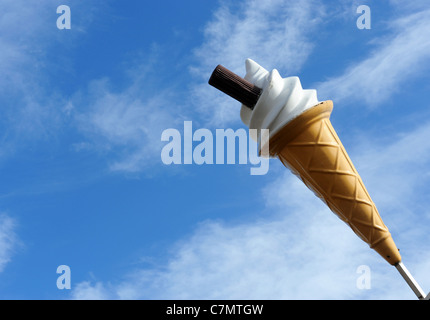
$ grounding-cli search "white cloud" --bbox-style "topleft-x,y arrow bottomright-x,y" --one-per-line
0,1 -> 59,142
71,281 -> 113,300
353,121 -> 430,211
70,115 -> 430,300
71,180 -> 371,299
191,0 -> 326,126
73,75 -> 182,173
0,0 -> 105,157
317,8 -> 430,106
0,214 -> 18,273
388,0 -> 430,13
0,1 -> 177,174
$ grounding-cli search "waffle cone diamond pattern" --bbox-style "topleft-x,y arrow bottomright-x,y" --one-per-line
272,101 -> 401,264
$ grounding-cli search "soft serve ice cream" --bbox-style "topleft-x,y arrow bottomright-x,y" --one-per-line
240,59 -> 319,151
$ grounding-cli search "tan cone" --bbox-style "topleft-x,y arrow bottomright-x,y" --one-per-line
269,100 -> 401,265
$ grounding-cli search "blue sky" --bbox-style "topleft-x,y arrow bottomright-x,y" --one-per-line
0,0 -> 430,300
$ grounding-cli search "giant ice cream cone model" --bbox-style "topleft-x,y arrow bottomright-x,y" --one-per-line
209,59 -> 429,299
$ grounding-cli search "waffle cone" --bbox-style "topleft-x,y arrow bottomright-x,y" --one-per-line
269,101 -> 401,265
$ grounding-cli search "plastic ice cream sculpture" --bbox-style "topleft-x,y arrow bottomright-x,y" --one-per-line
209,59 -> 429,300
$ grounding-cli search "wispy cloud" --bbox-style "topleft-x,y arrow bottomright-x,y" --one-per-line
71,178 -> 372,300
0,1 -> 60,143
388,0 -> 430,13
317,8 -> 430,106
0,0 -> 104,159
71,281 -> 112,300
351,120 -> 430,234
70,113 -> 430,300
72,73 -> 182,173
1,0 -> 181,174
0,214 -> 18,273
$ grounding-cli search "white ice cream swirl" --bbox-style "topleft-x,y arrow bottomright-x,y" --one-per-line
240,59 -> 320,146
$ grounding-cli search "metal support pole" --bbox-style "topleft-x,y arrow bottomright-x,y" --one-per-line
395,262 -> 428,300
